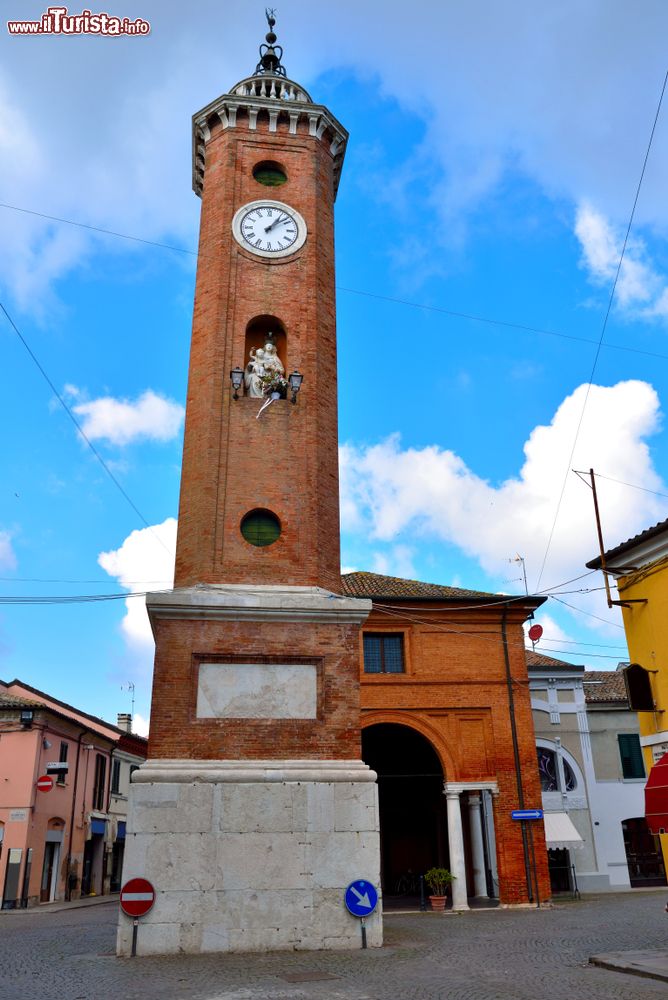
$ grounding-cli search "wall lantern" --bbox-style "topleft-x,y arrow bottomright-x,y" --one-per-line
20,709 -> 34,726
229,368 -> 245,400
288,371 -> 303,404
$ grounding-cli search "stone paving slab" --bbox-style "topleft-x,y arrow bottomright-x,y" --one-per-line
2,893 -> 668,1000
589,949 -> 668,983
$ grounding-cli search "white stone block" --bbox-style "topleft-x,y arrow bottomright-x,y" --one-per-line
305,782 -> 335,832
146,832 -> 218,891
131,782 -> 213,833
219,782 -> 307,833
307,831 -> 380,889
333,782 -> 378,832
216,832 -> 307,891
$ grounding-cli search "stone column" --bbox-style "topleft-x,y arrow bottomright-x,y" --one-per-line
445,790 -> 469,910
468,793 -> 488,898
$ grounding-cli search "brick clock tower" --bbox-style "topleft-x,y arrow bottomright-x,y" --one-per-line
117,16 -> 381,956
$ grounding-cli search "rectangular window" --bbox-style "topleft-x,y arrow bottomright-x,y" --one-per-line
363,633 -> 405,674
111,759 -> 121,795
618,734 -> 645,779
93,754 -> 106,811
57,741 -> 68,785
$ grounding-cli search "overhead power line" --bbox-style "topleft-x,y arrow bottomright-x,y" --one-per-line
2,201 -> 668,363
0,301 -> 174,560
588,470 -> 668,502
534,67 -> 668,592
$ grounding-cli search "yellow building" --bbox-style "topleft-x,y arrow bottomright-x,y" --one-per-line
587,519 -> 668,870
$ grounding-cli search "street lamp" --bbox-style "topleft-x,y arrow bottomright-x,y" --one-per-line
288,371 -> 303,404
229,368 -> 244,400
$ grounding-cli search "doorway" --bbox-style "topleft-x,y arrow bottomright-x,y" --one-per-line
362,723 -> 447,904
40,842 -> 60,902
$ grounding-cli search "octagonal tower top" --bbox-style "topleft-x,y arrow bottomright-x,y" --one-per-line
191,9 -> 348,199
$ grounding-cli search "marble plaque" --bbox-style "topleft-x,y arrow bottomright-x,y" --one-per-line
196,662 -> 317,719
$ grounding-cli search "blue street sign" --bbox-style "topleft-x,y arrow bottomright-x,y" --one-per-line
511,809 -> 544,821
344,879 -> 378,917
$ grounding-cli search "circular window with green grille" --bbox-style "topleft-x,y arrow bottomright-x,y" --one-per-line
253,161 -> 287,187
240,509 -> 281,547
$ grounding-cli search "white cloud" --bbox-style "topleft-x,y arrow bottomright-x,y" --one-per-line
575,202 -> 668,319
132,712 -> 150,738
98,518 -> 176,650
341,380 -> 664,600
372,545 -> 416,580
73,390 -> 184,446
2,3 -> 668,306
0,531 -> 17,571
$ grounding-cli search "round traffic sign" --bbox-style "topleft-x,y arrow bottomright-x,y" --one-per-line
120,877 -> 155,918
528,623 -> 543,642
36,775 -> 53,793
344,879 -> 378,917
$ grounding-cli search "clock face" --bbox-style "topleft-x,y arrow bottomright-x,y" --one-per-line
232,200 -> 307,259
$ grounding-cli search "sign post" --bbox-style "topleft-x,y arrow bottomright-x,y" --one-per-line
120,877 -> 155,957
344,880 -> 378,949
511,809 -> 543,907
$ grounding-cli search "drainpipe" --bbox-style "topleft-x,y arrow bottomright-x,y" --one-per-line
65,730 -> 85,901
501,607 -> 534,902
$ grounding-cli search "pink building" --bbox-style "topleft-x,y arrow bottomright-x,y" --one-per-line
0,679 -> 146,908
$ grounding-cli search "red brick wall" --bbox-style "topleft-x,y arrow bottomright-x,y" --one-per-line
174,115 -> 342,593
359,602 -> 551,905
148,616 -> 362,761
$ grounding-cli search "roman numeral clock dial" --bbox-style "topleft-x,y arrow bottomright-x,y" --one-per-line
232,199 -> 308,259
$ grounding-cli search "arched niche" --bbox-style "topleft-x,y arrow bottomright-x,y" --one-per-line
244,316 -> 287,372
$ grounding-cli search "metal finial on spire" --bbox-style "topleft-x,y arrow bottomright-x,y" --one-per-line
255,7 -> 286,77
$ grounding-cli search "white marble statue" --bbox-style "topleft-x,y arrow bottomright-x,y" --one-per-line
244,347 -> 266,397
262,340 -> 284,377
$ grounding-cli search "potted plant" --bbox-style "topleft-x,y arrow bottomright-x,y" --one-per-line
259,370 -> 288,399
424,867 -> 455,911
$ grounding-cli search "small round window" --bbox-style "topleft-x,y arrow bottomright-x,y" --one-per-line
240,509 -> 281,547
253,161 -> 287,187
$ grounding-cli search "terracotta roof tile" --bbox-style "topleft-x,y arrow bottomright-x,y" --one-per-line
341,571 -> 503,601
0,692 -> 45,709
583,670 -> 628,703
526,650 -> 584,671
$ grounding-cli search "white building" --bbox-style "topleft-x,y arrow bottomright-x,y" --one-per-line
528,652 -> 664,892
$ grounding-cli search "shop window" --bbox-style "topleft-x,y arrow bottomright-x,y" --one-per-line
363,634 -> 404,674
618,734 -> 645,779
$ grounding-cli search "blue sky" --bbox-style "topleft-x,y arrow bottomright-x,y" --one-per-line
1,1 -> 668,730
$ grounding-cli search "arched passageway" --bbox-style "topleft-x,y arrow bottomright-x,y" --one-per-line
362,723 -> 449,898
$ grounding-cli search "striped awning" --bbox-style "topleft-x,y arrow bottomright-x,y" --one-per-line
543,812 -> 584,850
645,751 -> 668,835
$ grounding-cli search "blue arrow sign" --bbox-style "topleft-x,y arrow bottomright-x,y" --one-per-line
344,879 -> 378,917
511,809 -> 544,820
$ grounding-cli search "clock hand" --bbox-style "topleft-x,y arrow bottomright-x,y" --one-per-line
264,214 -> 288,233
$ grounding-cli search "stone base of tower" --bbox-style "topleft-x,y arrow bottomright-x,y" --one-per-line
116,759 -> 382,955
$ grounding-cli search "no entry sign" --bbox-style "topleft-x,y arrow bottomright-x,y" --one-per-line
36,775 -> 53,793
120,877 -> 155,918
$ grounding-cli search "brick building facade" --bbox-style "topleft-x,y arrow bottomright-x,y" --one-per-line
343,572 -> 552,907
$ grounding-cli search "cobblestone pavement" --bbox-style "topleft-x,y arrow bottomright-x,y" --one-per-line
1,893 -> 668,1000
